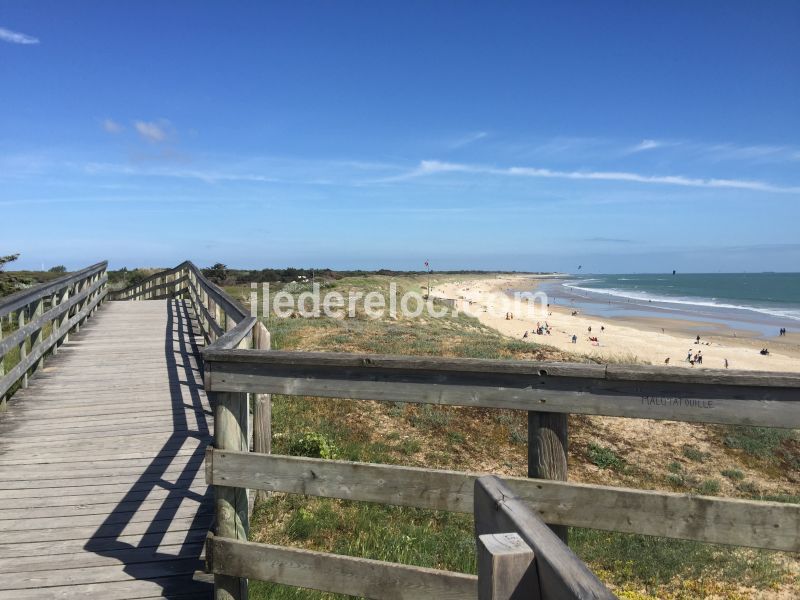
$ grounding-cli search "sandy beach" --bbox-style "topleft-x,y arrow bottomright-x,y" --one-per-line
435,275 -> 800,373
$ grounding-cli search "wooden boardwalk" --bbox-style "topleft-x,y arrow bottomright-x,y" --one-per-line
0,300 -> 213,599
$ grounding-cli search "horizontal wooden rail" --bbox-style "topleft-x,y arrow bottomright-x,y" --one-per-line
206,533 -> 478,600
205,450 -> 799,552
0,261 -> 107,319
202,350 -> 800,428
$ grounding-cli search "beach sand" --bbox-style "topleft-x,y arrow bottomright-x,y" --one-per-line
435,275 -> 800,373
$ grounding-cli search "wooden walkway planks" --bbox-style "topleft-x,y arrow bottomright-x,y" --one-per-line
0,300 -> 213,599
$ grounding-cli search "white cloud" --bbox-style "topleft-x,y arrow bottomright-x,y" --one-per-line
103,119 -> 123,134
448,131 -> 488,149
134,120 -> 169,143
0,26 -> 39,45
393,160 -> 800,194
628,139 -> 662,153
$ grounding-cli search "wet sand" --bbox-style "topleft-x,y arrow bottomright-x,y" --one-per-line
435,275 -> 800,372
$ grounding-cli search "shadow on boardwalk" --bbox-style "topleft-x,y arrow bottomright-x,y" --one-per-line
84,300 -> 213,598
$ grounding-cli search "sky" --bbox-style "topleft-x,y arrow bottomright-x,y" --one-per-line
1,1 -> 799,273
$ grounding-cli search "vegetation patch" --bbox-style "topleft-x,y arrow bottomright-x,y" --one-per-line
588,443 -> 625,470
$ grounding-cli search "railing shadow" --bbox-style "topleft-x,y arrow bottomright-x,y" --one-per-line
84,299 -> 214,598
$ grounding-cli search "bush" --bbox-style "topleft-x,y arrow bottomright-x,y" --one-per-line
588,443 -> 624,470
721,468 -> 744,481
681,445 -> 708,463
48,265 -> 67,273
288,432 -> 338,459
696,479 -> 720,496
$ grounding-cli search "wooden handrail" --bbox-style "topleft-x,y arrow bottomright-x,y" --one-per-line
202,349 -> 800,428
0,261 -> 107,318
0,262 -> 108,405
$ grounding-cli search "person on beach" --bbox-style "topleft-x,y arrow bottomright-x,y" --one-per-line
724,358 -> 729,369
686,350 -> 692,362
571,334 -> 577,343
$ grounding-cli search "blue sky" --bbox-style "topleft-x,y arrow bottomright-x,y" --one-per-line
1,1 -> 799,273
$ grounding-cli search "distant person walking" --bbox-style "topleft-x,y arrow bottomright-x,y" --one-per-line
724,358 -> 729,369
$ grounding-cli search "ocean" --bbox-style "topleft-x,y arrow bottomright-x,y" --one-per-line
538,273 -> 800,337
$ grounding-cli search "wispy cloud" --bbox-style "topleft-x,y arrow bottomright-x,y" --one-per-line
584,237 -> 636,244
390,159 -> 800,194
135,120 -> 169,143
448,131 -> 488,149
628,139 -> 661,153
102,119 -> 124,134
0,26 -> 39,45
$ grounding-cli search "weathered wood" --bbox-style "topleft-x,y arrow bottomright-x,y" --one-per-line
0,320 -> 5,410
528,411 -> 568,542
204,348 -> 800,428
206,533 -> 478,599
0,286 -> 107,399
206,450 -> 800,552
17,309 -> 27,389
474,476 -> 616,600
0,275 -> 107,357
252,322 -> 272,505
0,299 -> 213,598
0,261 -> 107,319
212,391 -> 249,600
478,533 -> 538,600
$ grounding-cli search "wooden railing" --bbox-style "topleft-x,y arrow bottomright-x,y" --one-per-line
0,262 -> 108,408
201,348 -> 799,599
110,262 -> 799,599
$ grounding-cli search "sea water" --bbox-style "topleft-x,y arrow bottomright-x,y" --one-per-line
538,273 -> 800,337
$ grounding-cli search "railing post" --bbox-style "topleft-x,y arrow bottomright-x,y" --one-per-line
74,278 -> 84,333
58,284 -> 71,347
252,322 -> 272,505
0,320 -> 5,410
17,309 -> 28,388
477,533 -> 538,600
212,389 -> 250,600
527,411 -> 568,543
31,298 -> 44,373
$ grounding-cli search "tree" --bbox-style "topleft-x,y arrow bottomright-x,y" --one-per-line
0,253 -> 20,296
203,263 -> 229,284
48,265 -> 67,273
0,254 -> 19,273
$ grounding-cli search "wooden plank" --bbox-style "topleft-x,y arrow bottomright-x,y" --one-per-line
0,575 -> 211,599
474,476 -> 615,600
203,352 -> 800,427
207,450 -> 800,552
206,534 -> 477,600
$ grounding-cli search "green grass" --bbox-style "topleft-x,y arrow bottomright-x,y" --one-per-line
722,425 -> 797,462
571,529 -> 787,595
